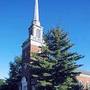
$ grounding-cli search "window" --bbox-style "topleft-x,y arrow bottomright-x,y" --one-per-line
21,77 -> 27,90
36,29 -> 40,38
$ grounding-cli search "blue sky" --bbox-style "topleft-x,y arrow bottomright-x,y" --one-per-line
0,0 -> 90,78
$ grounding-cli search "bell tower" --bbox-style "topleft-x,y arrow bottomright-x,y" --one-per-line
29,0 -> 43,53
22,0 -> 43,63
21,0 -> 43,90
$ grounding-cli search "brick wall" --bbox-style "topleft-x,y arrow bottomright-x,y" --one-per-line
77,74 -> 90,90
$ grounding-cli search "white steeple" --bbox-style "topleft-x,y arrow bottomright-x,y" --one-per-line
29,0 -> 43,44
33,0 -> 40,26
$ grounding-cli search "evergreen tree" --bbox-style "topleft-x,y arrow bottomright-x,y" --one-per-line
0,56 -> 22,90
0,79 -> 5,87
30,27 -> 83,90
0,28 -> 83,90
6,56 -> 22,90
9,56 -> 22,81
29,53 -> 55,89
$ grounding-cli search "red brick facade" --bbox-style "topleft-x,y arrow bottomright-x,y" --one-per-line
31,44 -> 41,53
77,74 -> 90,90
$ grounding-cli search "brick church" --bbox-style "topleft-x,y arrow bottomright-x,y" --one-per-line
19,0 -> 43,90
19,0 -> 90,90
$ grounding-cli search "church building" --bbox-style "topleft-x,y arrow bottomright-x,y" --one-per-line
20,0 -> 43,90
19,0 -> 90,90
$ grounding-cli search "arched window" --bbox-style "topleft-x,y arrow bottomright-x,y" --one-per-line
21,77 -> 27,90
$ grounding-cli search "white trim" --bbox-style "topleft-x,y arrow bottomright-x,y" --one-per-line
31,40 -> 42,46
80,74 -> 90,78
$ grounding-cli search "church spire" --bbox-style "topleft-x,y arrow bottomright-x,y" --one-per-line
33,0 -> 40,26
